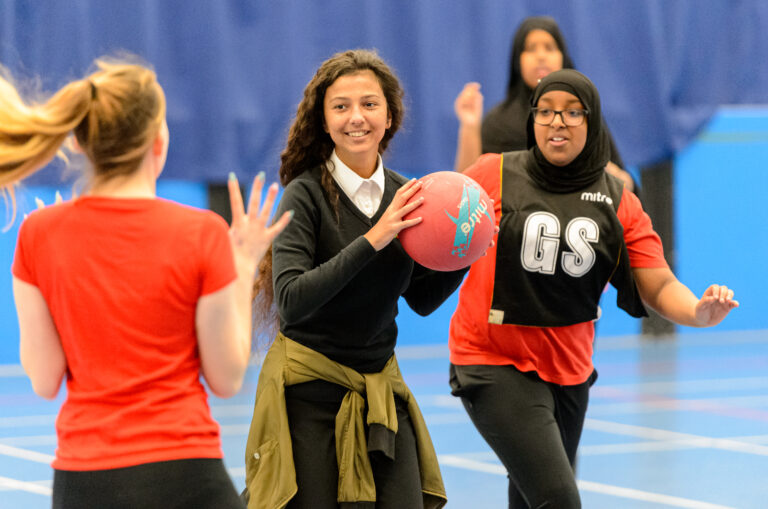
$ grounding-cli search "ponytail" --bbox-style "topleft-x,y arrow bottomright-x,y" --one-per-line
1,56 -> 166,217
0,73 -> 92,188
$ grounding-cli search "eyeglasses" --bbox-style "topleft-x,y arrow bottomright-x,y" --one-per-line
531,108 -> 589,127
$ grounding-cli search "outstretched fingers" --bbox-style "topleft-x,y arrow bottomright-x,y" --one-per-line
265,210 -> 293,243
228,172 -> 292,266
228,172 -> 246,228
247,174 -> 291,244
246,173 -> 267,224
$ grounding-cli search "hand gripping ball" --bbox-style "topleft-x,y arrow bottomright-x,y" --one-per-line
399,171 -> 495,271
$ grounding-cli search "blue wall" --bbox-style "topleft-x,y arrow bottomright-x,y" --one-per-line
674,107 -> 768,334
3,1 -> 768,185
2,108 -> 765,363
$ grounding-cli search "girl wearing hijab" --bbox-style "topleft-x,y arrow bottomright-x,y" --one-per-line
448,69 -> 738,508
242,49 -> 472,509
4,56 -> 290,508
453,16 -> 634,191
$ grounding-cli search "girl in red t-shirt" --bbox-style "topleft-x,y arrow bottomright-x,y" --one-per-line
2,56 -> 290,508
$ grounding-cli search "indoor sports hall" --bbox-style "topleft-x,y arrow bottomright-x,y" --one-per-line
1,2 -> 767,508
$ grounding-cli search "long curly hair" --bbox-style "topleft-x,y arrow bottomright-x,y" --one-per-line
253,49 -> 405,347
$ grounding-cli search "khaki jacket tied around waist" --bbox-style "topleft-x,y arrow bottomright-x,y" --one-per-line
244,333 -> 447,509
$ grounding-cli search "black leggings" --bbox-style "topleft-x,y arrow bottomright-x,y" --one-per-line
53,458 -> 244,509
284,380 -> 423,509
450,364 -> 595,509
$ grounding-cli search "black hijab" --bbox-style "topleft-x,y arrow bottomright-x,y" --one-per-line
506,16 -> 575,99
481,16 -> 575,154
525,69 -> 612,193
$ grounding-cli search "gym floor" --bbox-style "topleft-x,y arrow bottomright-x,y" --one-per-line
2,328 -> 767,508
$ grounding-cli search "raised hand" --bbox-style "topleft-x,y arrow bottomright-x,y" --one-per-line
364,178 -> 423,251
694,284 -> 739,327
228,172 -> 292,273
454,82 -> 484,128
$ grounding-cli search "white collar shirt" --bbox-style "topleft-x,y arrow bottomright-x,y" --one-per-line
328,150 -> 385,218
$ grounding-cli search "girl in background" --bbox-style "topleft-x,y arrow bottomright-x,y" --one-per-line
453,16 -> 634,191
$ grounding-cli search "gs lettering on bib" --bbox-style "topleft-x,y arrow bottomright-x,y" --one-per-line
490,150 -> 646,327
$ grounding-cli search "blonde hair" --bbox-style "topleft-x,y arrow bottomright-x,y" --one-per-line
0,56 -> 166,210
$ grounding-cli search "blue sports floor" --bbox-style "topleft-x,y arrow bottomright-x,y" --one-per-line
1,329 -> 767,508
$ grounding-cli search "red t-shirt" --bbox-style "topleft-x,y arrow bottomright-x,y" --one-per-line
13,196 -> 236,470
449,154 -> 668,385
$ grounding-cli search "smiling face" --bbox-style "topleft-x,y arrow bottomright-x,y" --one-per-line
323,70 -> 391,177
520,29 -> 564,90
533,90 -> 588,167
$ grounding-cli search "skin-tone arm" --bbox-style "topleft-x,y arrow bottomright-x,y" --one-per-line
196,174 -> 292,398
633,267 -> 738,328
14,187 -> 91,397
454,82 -> 484,173
13,278 -> 67,399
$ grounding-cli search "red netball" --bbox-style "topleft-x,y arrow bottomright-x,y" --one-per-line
399,171 -> 495,271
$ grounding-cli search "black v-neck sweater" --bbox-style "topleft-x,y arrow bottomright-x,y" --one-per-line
272,166 -> 468,373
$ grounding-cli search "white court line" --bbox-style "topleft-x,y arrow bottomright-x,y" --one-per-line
0,365 -> 25,377
585,418 -> 768,456
0,434 -> 56,446
228,467 -> 245,477
210,404 -> 255,418
0,414 -> 56,428
731,433 -> 768,444
219,424 -> 251,435
438,454 -> 735,509
588,394 -> 768,416
576,480 -> 735,509
0,444 -> 54,464
592,376 -> 768,396
579,440 -> 712,456
416,394 -> 463,409
0,476 -> 51,496
0,479 -> 51,492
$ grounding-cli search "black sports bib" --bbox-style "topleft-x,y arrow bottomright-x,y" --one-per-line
489,150 -> 646,327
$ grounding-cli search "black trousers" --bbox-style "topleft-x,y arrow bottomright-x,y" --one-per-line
284,380 -> 423,509
53,458 -> 244,509
450,364 -> 595,509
